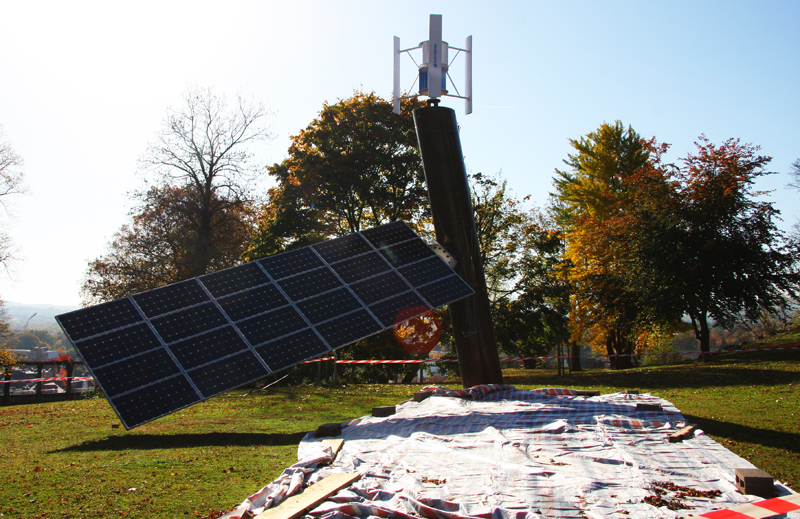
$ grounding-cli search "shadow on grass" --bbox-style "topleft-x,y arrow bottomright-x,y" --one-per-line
683,413 -> 800,454
53,431 -> 308,453
505,365 -> 800,391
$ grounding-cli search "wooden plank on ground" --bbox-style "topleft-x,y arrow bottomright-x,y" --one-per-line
668,425 -> 696,443
321,439 -> 344,458
254,472 -> 361,519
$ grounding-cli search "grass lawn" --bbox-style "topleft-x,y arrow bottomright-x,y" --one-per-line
1,348 -> 798,519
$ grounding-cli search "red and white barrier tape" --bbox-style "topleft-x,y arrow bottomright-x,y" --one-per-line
0,376 -> 94,385
689,492 -> 800,518
299,346 -> 800,365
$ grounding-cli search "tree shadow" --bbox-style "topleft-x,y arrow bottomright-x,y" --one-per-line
683,413 -> 800,454
506,364 -> 800,391
52,431 -> 308,453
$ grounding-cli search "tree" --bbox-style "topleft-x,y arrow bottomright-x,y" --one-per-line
82,184 -> 254,303
82,87 -> 270,303
470,173 -> 571,365
551,122 -> 668,368
788,158 -> 800,190
244,93 -> 433,383
672,137 -> 800,358
246,92 -> 427,258
0,125 -> 27,270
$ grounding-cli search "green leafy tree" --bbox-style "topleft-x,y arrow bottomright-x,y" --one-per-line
470,173 -> 571,365
244,93 -> 431,383
246,92 -> 427,258
82,87 -> 270,303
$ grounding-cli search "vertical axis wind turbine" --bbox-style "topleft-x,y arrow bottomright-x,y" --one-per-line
393,14 -> 472,114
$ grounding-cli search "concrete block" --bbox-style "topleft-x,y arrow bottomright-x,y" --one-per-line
736,468 -> 774,498
636,403 -> 662,412
372,406 -> 396,417
414,390 -> 433,402
316,423 -> 342,437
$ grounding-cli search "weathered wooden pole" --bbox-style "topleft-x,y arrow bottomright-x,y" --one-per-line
413,101 -> 503,387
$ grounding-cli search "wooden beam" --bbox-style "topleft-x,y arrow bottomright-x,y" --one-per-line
254,472 -> 360,519
321,439 -> 344,459
668,425 -> 696,443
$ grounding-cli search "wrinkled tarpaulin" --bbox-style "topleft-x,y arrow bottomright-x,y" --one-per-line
222,385 -> 798,519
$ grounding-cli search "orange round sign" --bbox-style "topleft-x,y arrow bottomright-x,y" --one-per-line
393,306 -> 442,355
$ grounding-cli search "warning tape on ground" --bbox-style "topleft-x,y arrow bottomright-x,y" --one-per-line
689,492 -> 800,518
300,346 -> 800,365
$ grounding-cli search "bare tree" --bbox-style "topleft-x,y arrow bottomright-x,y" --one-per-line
788,158 -> 800,191
136,87 -> 272,277
0,125 -> 27,269
83,87 -> 272,303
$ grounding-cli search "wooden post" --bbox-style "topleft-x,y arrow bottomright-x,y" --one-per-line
66,363 -> 75,400
36,364 -> 43,396
413,102 -> 503,388
2,368 -> 10,406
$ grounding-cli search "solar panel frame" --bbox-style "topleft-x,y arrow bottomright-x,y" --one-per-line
57,221 -> 475,429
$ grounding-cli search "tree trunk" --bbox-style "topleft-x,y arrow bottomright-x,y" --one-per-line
606,333 -> 617,370
607,330 -> 633,370
332,350 -> 339,384
557,342 -> 563,376
571,341 -> 582,372
690,310 -> 712,362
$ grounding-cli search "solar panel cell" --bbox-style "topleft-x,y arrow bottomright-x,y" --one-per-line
56,298 -> 143,342
110,376 -> 200,429
255,329 -> 330,372
237,306 -> 308,346
168,326 -> 250,371
94,348 -> 182,398
217,284 -> 289,322
361,220 -> 419,248
200,262 -> 270,298
150,302 -> 229,344
277,267 -> 342,302
76,323 -> 161,367
329,251 -> 391,283
315,309 -> 382,348
258,247 -> 323,279
351,271 -> 411,305
313,233 -> 373,263
296,287 -> 363,324
398,256 -> 455,288
417,275 -> 475,308
133,279 -> 210,318
378,239 -> 437,267
188,350 -> 269,398
368,292 -> 432,328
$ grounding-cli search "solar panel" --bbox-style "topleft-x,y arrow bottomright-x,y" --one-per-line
56,221 -> 474,429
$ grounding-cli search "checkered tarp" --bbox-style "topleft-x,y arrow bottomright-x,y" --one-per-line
225,386 -> 798,519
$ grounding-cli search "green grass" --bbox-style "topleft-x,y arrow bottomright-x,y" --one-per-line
1,349 -> 798,519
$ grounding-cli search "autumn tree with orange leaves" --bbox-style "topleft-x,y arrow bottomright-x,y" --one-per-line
553,123 -> 800,367
671,137 -> 800,359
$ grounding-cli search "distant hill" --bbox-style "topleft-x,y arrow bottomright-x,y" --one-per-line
4,302 -> 80,332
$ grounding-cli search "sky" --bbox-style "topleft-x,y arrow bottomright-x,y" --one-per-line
0,0 -> 798,307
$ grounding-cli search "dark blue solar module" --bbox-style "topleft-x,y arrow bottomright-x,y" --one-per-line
56,221 -> 474,429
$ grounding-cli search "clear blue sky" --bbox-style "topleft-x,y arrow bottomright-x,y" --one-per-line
1,0 -> 798,306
